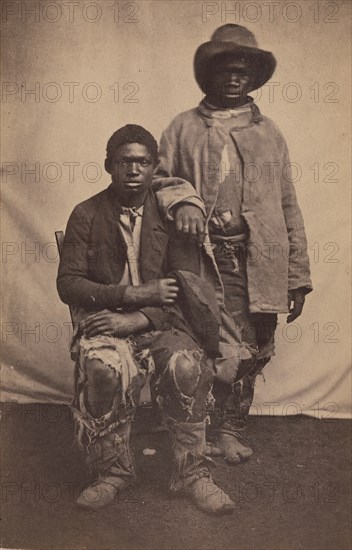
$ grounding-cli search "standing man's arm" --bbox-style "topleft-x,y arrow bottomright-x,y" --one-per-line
280,144 -> 313,322
153,121 -> 206,244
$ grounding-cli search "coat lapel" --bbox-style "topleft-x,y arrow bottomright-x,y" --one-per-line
90,186 -> 168,284
89,185 -> 127,283
140,190 -> 169,282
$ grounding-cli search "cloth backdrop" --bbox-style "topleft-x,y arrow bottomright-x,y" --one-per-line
1,1 -> 351,418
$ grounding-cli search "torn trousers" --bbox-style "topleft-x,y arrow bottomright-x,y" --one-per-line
209,240 -> 278,438
72,328 -> 214,482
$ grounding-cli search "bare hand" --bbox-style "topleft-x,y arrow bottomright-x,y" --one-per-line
82,310 -> 150,338
287,289 -> 305,323
174,204 -> 205,245
123,278 -> 179,307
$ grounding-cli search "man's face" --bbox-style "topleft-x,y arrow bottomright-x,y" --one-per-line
109,142 -> 155,207
206,57 -> 251,108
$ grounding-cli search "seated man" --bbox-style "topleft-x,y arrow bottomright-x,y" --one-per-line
57,124 -> 234,514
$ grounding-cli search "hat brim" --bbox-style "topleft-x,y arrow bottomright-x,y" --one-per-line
194,41 -> 276,93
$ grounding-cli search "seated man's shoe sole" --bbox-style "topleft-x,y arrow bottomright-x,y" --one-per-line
76,478 -> 131,510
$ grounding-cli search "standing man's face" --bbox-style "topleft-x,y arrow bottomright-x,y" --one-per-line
109,142 -> 154,207
206,58 -> 251,108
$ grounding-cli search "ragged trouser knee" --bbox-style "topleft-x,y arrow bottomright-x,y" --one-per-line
147,329 -> 215,491
210,242 -> 278,438
148,329 -> 215,423
72,328 -> 214,485
72,335 -> 148,481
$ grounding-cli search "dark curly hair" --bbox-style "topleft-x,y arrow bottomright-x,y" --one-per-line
105,124 -> 158,172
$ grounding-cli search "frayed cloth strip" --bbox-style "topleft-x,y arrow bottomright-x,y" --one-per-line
79,335 -> 139,405
164,349 -> 203,420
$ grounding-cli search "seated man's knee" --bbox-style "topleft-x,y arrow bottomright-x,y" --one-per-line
86,358 -> 119,392
172,351 -> 203,397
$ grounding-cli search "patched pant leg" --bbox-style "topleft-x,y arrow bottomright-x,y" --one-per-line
214,313 -> 278,436
211,249 -> 278,436
145,329 -> 216,493
209,252 -> 253,435
72,335 -> 149,479
149,329 -> 215,423
252,313 -> 278,372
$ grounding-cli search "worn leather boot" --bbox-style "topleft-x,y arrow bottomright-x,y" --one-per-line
76,475 -> 131,510
77,421 -> 135,510
186,471 -> 235,515
168,420 -> 234,515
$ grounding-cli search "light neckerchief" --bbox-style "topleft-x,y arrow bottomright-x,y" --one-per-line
203,100 -> 252,119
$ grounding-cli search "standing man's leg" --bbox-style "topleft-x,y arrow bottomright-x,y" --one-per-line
208,242 -> 277,463
212,313 -> 277,463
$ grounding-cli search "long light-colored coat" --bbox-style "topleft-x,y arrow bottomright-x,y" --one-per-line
154,101 -> 312,315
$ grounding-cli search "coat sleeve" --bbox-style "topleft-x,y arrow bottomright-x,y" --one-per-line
138,307 -> 168,331
57,204 -> 172,331
153,118 -> 206,219
57,205 -> 127,310
280,143 -> 313,293
140,222 -> 202,330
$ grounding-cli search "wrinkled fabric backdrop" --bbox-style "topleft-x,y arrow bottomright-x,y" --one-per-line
1,0 -> 351,418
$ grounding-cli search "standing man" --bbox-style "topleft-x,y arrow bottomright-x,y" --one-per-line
57,124 -> 234,514
154,25 -> 312,463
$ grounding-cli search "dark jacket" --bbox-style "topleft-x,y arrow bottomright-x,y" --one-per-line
57,184 -> 217,338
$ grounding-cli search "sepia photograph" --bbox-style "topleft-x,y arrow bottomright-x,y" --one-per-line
1,1 -> 351,549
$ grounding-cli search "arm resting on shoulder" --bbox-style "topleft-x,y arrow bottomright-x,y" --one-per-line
153,124 -> 206,241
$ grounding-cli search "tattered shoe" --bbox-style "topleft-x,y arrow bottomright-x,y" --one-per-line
186,475 -> 234,515
167,420 -> 234,514
218,433 -> 253,464
76,477 -> 130,510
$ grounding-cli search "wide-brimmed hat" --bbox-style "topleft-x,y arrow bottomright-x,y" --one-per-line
194,24 -> 276,93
